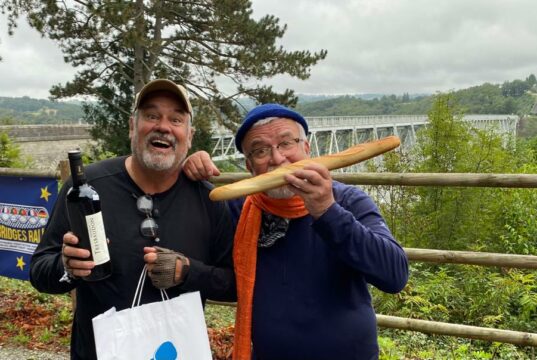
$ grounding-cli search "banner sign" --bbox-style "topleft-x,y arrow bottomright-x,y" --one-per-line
0,176 -> 58,280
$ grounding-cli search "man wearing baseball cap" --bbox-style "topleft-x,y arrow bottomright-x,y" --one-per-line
184,103 -> 409,360
30,79 -> 236,359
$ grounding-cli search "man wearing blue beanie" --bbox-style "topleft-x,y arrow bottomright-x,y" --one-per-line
184,103 -> 408,360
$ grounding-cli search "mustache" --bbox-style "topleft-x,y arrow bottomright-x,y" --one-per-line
146,131 -> 177,150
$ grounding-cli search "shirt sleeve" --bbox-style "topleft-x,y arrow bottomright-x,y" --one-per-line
312,184 -> 408,293
180,199 -> 236,302
30,183 -> 79,294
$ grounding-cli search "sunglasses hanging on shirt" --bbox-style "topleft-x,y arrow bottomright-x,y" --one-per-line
135,194 -> 160,243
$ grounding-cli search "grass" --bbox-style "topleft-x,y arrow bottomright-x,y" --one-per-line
0,277 -> 72,352
205,302 -> 236,328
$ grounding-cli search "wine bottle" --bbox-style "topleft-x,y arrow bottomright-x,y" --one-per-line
65,150 -> 112,281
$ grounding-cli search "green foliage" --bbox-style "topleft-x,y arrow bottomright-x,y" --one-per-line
364,149 -> 417,245
368,93 -> 537,357
38,327 -> 53,343
374,264 -> 537,357
496,189 -> 537,255
488,140 -> 537,256
82,76 -> 133,156
502,79 -> 532,98
204,304 -> 236,329
518,115 -> 537,139
378,336 -> 401,359
0,131 -> 31,168
190,103 -> 217,155
0,114 -> 17,125
296,75 -> 536,117
296,94 -> 432,116
0,132 -> 19,167
378,329 -> 527,359
453,82 -> 534,115
13,329 -> 31,346
0,96 -> 84,124
81,145 -> 117,164
400,93 -> 513,250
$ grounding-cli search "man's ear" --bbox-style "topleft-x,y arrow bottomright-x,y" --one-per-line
128,116 -> 135,139
303,139 -> 311,156
245,158 -> 252,173
187,126 -> 195,149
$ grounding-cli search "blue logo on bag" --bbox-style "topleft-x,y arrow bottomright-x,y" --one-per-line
151,341 -> 178,360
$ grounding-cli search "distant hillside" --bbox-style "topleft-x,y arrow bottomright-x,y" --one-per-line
235,93 -> 427,110
2,75 -> 536,124
297,93 -> 400,103
296,78 -> 537,117
0,96 -> 85,124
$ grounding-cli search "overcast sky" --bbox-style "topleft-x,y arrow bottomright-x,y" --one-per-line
1,0 -> 536,99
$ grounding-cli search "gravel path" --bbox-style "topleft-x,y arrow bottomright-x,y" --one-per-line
0,345 -> 69,360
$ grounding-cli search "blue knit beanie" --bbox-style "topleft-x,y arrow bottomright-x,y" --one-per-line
235,103 -> 309,153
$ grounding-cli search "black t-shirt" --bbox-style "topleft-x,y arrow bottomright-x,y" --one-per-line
30,156 -> 235,360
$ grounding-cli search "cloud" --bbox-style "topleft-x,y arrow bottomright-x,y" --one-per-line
0,20 -> 76,99
1,0 -> 536,97
251,0 -> 537,94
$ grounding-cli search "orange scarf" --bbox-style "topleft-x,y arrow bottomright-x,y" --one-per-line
232,193 -> 309,360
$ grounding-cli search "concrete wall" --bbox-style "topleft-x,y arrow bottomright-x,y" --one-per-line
0,125 -> 95,170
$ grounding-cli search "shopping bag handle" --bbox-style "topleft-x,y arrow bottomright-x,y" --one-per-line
132,265 -> 169,308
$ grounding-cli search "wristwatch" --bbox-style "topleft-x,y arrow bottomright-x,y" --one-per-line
176,252 -> 190,284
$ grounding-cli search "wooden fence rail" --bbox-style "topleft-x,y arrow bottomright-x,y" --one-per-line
405,248 -> 537,269
2,166 -> 537,349
209,172 -> 537,188
3,168 -> 537,189
376,315 -> 537,347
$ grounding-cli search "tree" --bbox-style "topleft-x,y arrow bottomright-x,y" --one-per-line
502,79 -> 531,98
0,132 -> 24,167
526,74 -> 536,88
1,0 -> 326,155
407,93 -> 512,250
0,114 -> 16,125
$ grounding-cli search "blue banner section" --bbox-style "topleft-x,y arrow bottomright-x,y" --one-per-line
0,176 -> 58,280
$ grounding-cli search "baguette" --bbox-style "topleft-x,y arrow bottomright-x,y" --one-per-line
209,135 -> 400,201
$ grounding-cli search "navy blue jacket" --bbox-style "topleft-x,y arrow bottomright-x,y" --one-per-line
229,181 -> 408,360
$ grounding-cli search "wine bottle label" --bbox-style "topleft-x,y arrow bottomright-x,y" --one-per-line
85,212 -> 110,265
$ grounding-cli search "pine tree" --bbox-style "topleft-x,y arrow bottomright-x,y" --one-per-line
0,132 -> 23,167
1,0 -> 326,154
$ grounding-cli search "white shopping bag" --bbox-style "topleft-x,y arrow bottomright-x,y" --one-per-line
92,267 -> 212,360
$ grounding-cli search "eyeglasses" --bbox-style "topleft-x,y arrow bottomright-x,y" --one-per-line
246,138 -> 303,164
136,195 -> 160,243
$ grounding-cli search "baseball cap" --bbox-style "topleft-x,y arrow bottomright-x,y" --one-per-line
132,79 -> 192,114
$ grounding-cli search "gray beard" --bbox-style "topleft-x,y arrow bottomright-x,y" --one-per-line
131,131 -> 181,172
265,185 -> 294,199
140,151 -> 179,171
253,165 -> 295,199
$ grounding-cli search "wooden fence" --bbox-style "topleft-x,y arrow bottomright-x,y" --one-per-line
2,166 -> 537,349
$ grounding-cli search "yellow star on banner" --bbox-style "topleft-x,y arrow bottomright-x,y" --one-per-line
40,186 -> 52,202
16,256 -> 26,271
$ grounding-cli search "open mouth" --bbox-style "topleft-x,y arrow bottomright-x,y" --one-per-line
150,138 -> 174,150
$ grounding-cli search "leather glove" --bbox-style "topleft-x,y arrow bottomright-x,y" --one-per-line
148,246 -> 189,289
